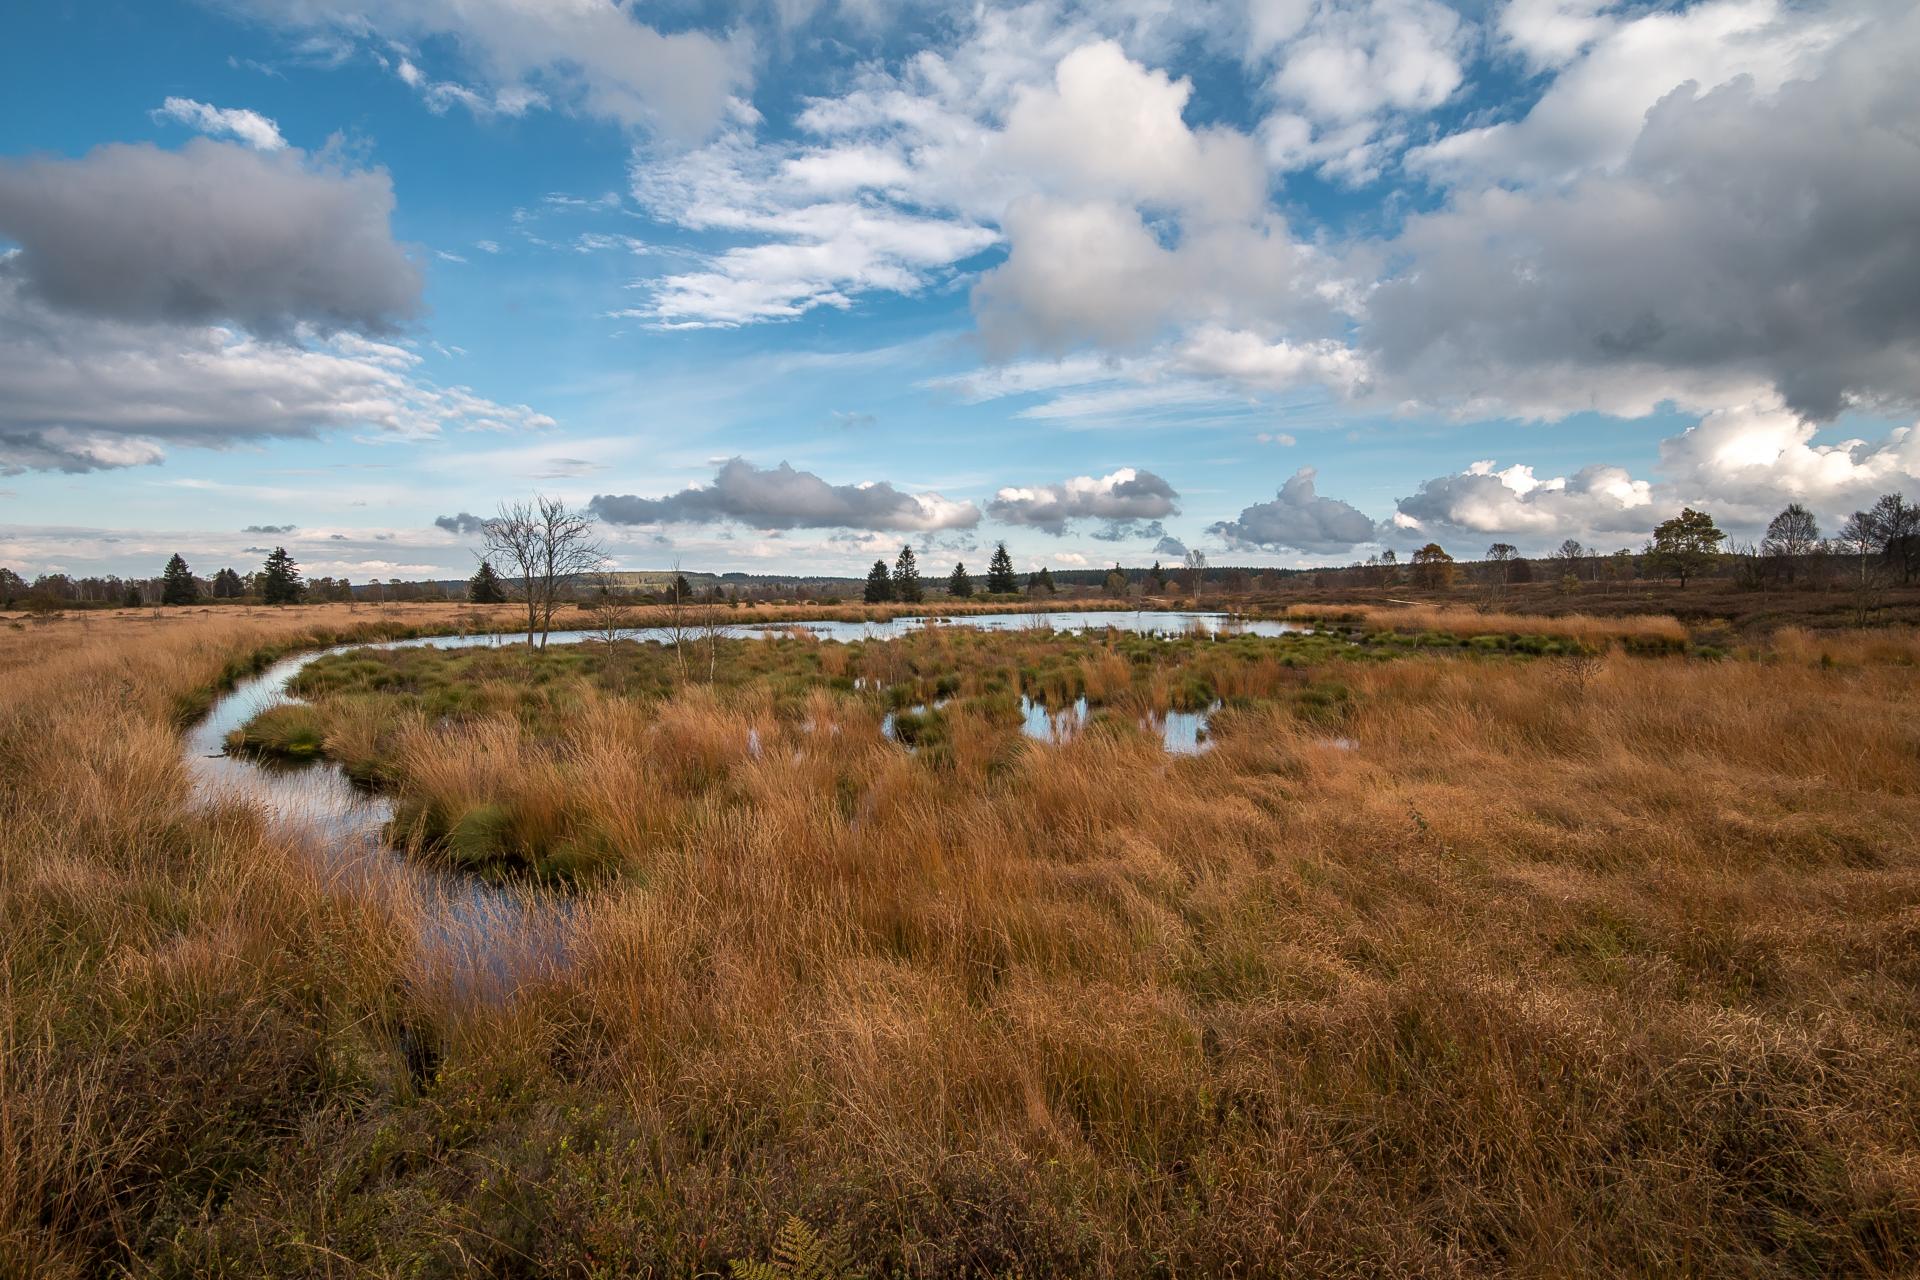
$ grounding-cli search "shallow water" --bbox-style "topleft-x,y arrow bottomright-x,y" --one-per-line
779,608 -> 1307,641
884,693 -> 1219,754
1017,695 -> 1221,754
184,610 -> 1294,980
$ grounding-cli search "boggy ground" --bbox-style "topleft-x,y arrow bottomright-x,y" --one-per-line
234,622 -> 1643,882
4,604 -> 1920,1278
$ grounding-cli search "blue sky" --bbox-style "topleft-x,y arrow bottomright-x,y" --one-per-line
2,0 -> 1916,582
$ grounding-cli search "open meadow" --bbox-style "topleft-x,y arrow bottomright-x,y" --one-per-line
4,601 -> 1920,1277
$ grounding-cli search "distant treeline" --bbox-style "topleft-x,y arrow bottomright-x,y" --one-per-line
6,492 -> 1915,612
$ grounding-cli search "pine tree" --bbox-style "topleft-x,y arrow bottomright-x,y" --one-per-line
947,561 -> 974,597
211,567 -> 244,599
863,559 -> 893,603
468,559 -> 508,603
161,553 -> 198,606
671,573 -> 694,602
986,541 -> 1016,593
259,547 -> 305,605
1034,566 -> 1056,594
122,583 -> 143,608
892,546 -> 924,603
1148,560 -> 1166,592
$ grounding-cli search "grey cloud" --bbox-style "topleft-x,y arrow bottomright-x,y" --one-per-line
243,523 -> 296,533
0,278 -> 548,473
1153,535 -> 1189,558
0,427 -> 164,476
1365,11 -> 1920,420
0,139 -> 422,337
435,512 -> 489,535
1209,467 -> 1378,553
1090,519 -> 1165,542
988,467 -> 1179,533
589,458 -> 980,532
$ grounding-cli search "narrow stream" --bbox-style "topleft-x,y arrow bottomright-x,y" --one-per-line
184,610 -> 1305,987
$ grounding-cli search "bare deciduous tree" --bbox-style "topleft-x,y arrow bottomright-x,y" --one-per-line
482,494 -> 604,651
1485,542 -> 1518,603
661,559 -> 693,682
1183,549 -> 1207,605
1552,538 -> 1588,581
1839,513 -> 1890,626
1762,503 -> 1819,585
585,571 -> 635,657
695,586 -> 733,683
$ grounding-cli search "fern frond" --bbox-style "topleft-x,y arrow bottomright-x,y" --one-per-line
730,1216 -> 859,1280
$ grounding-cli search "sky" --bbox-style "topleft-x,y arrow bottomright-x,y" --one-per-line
2,0 -> 1917,583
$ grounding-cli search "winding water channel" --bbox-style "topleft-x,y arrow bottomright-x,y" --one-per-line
184,610 -> 1305,988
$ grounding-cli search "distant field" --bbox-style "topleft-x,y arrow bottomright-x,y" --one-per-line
4,604 -> 1918,1276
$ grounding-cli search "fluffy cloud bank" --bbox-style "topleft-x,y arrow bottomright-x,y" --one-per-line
608,2 -> 1920,435
0,139 -> 554,474
1395,461 -> 1654,539
1370,9 -> 1920,421
589,459 -> 980,532
1393,402 -> 1920,547
0,282 -> 549,475
1661,403 -> 1920,523
0,140 -> 421,336
1209,468 -> 1378,554
987,467 -> 1178,534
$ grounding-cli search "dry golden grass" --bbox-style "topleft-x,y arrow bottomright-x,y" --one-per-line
3,607 -> 1919,1277
1281,601 -> 1694,649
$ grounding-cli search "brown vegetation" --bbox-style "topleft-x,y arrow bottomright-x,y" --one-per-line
4,605 -> 1919,1276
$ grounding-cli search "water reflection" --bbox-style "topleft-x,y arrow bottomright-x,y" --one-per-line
783,609 -> 1306,641
184,646 -> 568,999
1018,695 -> 1221,754
185,609 -> 1288,984
881,694 -> 1219,754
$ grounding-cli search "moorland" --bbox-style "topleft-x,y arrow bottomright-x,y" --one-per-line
3,595 -> 1918,1277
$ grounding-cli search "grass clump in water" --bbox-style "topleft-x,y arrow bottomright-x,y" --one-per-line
224,703 -> 325,760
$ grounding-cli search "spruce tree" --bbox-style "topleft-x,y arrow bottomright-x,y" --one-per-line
947,562 -> 973,597
863,558 -> 893,603
468,559 -> 508,603
211,567 -> 244,599
892,546 -> 924,603
161,553 -> 198,605
986,541 -> 1016,593
1034,566 -> 1055,594
260,547 -> 305,605
123,584 -> 143,608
